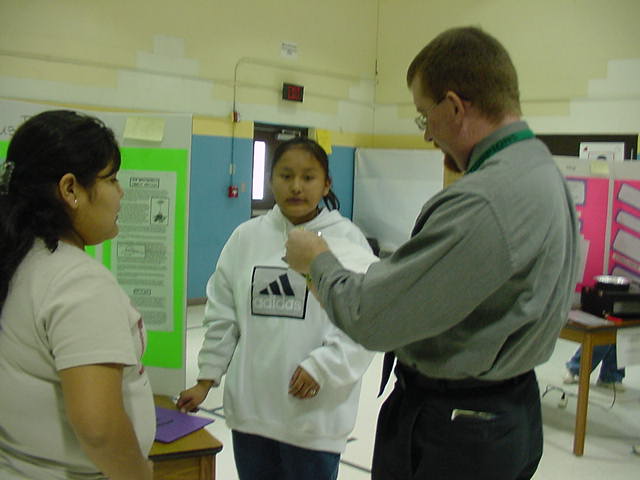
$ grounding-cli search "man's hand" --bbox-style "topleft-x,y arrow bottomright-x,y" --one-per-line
284,229 -> 330,274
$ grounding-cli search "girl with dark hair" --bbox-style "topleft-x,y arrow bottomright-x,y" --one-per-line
0,110 -> 154,479
178,137 -> 377,480
271,137 -> 341,212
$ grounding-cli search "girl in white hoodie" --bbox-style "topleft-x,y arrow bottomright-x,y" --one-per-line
178,137 -> 377,480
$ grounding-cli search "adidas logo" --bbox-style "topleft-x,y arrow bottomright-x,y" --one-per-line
252,268 -> 307,318
259,273 -> 295,296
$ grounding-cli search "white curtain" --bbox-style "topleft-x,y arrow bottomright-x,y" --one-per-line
353,148 -> 444,254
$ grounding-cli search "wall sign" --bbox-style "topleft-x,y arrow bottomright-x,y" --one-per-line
282,83 -> 304,102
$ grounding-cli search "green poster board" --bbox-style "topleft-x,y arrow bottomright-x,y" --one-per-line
114,147 -> 188,369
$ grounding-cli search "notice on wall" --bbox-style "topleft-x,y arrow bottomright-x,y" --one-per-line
111,169 -> 177,331
123,116 -> 166,143
281,41 -> 298,59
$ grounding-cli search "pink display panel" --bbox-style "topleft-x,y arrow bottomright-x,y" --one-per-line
566,176 -> 609,290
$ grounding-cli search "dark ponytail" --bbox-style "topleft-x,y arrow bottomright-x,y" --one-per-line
0,110 -> 120,313
271,137 -> 340,211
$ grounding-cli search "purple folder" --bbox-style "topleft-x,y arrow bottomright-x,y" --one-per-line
154,406 -> 214,443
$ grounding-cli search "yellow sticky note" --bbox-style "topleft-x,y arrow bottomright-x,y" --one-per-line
315,129 -> 332,155
123,117 -> 165,142
589,160 -> 609,176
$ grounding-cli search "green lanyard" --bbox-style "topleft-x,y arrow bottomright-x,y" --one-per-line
465,129 -> 535,175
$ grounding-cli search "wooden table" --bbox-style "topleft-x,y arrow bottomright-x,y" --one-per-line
150,395 -> 223,480
559,318 -> 640,456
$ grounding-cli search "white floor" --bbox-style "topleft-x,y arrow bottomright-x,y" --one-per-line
183,304 -> 640,479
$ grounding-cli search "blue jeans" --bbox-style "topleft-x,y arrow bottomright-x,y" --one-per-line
566,345 -> 625,383
232,430 -> 340,480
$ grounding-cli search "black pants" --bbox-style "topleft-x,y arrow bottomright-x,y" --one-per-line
372,366 -> 542,480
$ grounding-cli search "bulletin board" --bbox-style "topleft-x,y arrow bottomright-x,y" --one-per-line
0,99 -> 191,396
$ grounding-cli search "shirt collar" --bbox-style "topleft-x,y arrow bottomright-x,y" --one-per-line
466,120 -> 530,173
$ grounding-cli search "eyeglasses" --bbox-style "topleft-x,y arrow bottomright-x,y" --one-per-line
414,98 -> 444,131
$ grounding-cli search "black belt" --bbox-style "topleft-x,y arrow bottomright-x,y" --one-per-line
395,362 -> 532,393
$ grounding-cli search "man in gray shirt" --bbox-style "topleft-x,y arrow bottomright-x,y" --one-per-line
285,26 -> 578,480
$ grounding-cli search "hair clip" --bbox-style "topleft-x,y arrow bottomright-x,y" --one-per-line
0,161 -> 15,195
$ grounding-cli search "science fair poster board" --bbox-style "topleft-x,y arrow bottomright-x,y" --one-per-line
0,99 -> 191,395
555,156 -> 640,289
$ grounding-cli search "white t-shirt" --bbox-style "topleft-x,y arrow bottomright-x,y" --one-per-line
0,240 -> 155,479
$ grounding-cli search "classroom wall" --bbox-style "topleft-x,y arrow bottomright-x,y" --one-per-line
375,0 -> 640,136
3,1 -> 638,140
1,0 -> 639,297
0,0 -> 377,134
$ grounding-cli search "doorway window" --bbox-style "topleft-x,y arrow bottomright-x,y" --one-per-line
252,141 -> 266,200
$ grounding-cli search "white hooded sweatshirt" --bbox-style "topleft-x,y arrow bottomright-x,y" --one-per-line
198,206 -> 377,453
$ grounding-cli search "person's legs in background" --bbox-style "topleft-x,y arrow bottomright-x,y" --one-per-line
595,345 -> 625,389
564,345 -> 612,384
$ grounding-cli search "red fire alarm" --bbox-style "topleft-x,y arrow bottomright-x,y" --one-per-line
282,83 -> 304,102
228,185 -> 239,198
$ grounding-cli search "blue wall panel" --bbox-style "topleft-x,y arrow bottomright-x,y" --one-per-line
188,135 -> 252,299
328,145 -> 356,220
